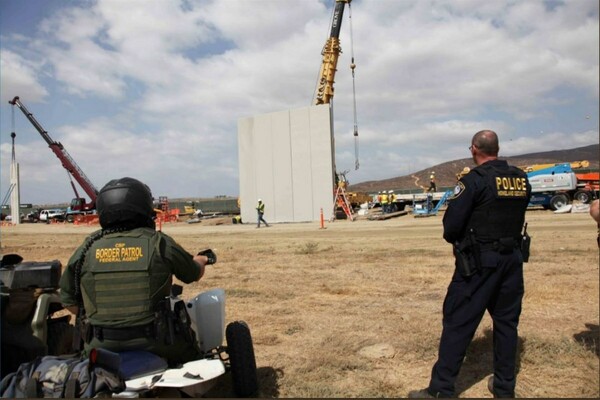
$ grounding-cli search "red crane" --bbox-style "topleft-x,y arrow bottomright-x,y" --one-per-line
9,96 -> 98,221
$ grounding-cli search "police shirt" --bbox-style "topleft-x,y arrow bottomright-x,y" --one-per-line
443,159 -> 531,245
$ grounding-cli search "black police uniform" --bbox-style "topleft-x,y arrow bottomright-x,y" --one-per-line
428,159 -> 531,398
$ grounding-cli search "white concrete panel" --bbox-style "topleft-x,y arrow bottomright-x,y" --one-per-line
271,112 -> 294,221
290,107 -> 313,221
238,105 -> 334,223
310,107 -> 335,219
253,114 -> 275,223
237,117 -> 256,224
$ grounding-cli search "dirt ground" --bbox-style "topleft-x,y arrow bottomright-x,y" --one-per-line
1,209 -> 598,398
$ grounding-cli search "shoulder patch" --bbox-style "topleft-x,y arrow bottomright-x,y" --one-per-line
449,182 -> 466,200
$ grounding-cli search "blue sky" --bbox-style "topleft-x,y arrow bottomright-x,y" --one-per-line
1,0 -> 598,205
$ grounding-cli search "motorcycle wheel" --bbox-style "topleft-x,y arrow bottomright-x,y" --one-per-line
47,317 -> 75,355
226,321 -> 258,397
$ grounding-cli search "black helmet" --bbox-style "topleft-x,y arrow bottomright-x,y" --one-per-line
97,177 -> 155,229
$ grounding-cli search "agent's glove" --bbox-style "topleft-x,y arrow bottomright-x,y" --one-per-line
197,249 -> 217,265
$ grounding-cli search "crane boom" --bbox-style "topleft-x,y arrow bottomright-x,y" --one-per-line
9,96 -> 98,212
315,0 -> 351,105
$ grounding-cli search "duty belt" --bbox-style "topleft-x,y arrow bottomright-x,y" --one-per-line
478,238 -> 519,253
92,323 -> 154,342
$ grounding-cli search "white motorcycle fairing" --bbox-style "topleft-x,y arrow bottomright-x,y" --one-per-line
112,288 -> 228,397
125,358 -> 225,389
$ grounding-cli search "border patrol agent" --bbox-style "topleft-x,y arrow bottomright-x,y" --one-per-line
409,130 -> 531,398
60,177 -> 210,366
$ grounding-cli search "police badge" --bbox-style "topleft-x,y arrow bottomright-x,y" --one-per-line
449,182 -> 466,199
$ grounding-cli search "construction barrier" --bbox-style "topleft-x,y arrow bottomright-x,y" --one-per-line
155,209 -> 180,224
73,214 -> 99,226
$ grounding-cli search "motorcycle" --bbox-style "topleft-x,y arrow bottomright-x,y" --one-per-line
1,251 -> 258,398
107,282 -> 258,398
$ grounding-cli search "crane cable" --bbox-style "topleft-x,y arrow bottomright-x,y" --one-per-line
348,2 -> 359,170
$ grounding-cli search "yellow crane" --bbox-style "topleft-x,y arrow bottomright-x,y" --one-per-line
314,0 -> 359,171
315,0 -> 352,105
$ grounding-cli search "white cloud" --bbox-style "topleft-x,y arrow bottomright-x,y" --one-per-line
1,0 -> 598,204
198,0 -> 325,49
0,49 -> 48,103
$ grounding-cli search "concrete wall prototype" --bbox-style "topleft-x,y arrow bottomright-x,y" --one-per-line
238,105 -> 334,223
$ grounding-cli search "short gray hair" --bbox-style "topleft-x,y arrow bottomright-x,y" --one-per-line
472,130 -> 499,155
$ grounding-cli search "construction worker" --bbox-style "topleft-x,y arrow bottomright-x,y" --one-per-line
388,190 -> 396,213
60,177 -> 212,366
456,167 -> 471,182
256,199 -> 269,228
429,171 -> 437,192
409,130 -> 531,398
380,191 -> 389,214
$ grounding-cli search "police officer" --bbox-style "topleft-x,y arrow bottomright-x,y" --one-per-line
60,177 -> 211,366
409,130 -> 531,398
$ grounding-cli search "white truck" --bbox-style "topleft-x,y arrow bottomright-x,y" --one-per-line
527,163 -> 598,210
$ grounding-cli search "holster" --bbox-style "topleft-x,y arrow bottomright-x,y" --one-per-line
155,298 -> 195,345
173,300 -> 195,344
155,298 -> 175,346
453,229 -> 481,278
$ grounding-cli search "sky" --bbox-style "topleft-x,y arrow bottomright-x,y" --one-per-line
1,0 -> 598,206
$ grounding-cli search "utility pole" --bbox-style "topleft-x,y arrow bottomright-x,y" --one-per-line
10,132 -> 21,225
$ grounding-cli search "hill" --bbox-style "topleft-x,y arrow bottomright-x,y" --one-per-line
348,144 -> 599,193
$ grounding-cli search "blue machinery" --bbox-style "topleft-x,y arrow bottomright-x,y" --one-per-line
412,190 -> 453,217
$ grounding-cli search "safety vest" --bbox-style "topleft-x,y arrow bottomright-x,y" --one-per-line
82,230 -> 171,327
381,194 -> 389,204
466,163 -> 530,243
257,203 -> 265,213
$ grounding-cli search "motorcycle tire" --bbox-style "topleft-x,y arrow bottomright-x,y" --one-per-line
226,321 -> 258,397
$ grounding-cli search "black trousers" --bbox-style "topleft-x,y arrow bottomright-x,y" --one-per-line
429,251 -> 524,397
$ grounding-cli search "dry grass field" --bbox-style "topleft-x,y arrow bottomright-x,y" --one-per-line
1,209 -> 598,398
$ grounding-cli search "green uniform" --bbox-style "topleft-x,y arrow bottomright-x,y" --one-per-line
60,227 -> 201,365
